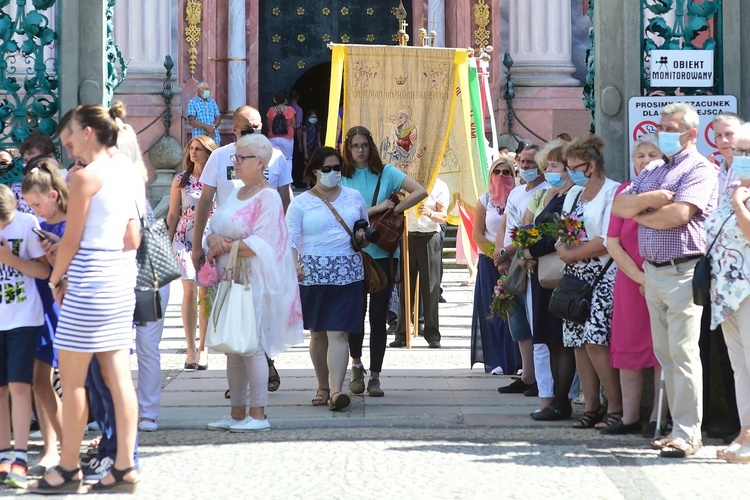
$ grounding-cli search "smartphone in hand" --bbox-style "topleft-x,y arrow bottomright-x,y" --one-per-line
32,228 -> 48,241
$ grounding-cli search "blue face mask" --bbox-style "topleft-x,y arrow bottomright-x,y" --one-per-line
202,90 -> 210,99
519,168 -> 539,183
545,172 -> 566,189
732,155 -> 750,179
568,168 -> 590,186
658,131 -> 687,157
309,118 -> 318,124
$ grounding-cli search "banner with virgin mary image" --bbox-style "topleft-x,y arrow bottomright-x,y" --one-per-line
327,44 -> 470,190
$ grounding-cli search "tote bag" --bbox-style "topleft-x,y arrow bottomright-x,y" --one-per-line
206,241 -> 259,355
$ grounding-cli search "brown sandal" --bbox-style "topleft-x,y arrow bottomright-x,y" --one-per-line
312,389 -> 330,406
329,392 -> 351,411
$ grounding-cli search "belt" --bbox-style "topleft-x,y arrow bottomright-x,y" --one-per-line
646,256 -> 701,268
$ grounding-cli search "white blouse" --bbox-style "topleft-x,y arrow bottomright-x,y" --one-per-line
285,186 -> 368,286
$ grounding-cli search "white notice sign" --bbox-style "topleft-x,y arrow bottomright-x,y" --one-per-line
650,50 -> 714,87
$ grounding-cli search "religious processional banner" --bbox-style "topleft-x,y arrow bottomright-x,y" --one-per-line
327,44 -> 470,191
439,57 -> 491,225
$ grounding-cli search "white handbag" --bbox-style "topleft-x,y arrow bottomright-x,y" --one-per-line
206,240 -> 259,355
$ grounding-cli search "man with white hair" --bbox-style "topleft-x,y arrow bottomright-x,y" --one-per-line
612,102 -> 718,458
187,81 -> 222,145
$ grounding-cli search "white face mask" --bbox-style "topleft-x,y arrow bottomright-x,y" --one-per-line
319,170 -> 341,188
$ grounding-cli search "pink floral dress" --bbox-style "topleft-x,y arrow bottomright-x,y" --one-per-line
172,172 -> 215,280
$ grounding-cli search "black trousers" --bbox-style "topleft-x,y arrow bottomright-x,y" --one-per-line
395,231 -> 442,343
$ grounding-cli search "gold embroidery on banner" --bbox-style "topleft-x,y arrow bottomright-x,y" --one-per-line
351,60 -> 380,89
473,0 -> 491,49
185,0 -> 202,76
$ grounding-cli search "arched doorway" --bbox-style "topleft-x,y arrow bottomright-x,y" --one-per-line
291,62 -> 334,145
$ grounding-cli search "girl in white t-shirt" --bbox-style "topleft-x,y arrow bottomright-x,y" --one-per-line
0,184 -> 50,489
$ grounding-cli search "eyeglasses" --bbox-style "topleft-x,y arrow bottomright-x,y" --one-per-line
567,161 -> 590,172
350,143 -> 369,150
492,169 -> 513,176
733,148 -> 750,157
230,154 -> 258,163
319,164 -> 342,173
239,128 -> 261,136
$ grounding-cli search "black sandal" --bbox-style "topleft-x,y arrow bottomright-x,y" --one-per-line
595,412 -> 623,430
33,465 -> 81,494
572,406 -> 606,429
267,358 -> 281,392
91,466 -> 138,494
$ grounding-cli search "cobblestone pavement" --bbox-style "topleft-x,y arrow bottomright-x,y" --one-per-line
6,270 -> 750,498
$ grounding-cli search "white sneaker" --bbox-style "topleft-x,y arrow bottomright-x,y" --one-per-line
138,420 -> 158,432
206,416 -> 244,431
228,417 -> 271,433
490,366 -> 504,375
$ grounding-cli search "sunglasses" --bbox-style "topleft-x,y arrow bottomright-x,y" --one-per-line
319,164 -> 342,173
492,169 -> 513,176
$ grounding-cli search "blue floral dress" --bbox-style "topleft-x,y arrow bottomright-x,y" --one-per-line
172,172 -> 215,280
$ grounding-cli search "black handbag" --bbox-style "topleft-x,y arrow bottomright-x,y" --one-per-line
134,215 -> 181,325
693,212 -> 734,306
548,258 -> 614,325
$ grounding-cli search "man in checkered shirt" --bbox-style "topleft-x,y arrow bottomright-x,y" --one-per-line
613,102 -> 718,459
187,81 -> 222,145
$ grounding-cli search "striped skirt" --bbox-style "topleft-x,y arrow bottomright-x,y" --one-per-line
55,248 -> 136,353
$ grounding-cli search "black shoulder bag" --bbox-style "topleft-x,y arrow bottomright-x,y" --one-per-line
693,211 -> 734,306
548,257 -> 615,325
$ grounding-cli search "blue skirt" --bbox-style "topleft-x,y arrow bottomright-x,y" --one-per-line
470,255 -> 521,374
300,281 -> 365,334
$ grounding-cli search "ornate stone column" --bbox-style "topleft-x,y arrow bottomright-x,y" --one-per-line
227,0 -> 246,111
508,0 -> 578,86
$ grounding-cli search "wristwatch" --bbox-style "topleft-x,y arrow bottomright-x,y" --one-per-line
499,247 -> 507,258
48,274 -> 67,290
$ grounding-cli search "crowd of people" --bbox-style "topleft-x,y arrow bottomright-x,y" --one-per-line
472,103 -> 750,462
0,92 -> 749,495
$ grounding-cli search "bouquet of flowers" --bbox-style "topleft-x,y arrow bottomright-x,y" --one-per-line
510,224 -> 541,257
481,242 -> 495,257
489,275 -> 515,319
538,212 -> 587,246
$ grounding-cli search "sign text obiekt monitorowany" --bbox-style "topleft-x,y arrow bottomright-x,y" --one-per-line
650,50 -> 714,88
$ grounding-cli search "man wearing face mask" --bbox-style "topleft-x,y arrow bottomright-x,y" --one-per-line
492,144 -> 549,395
187,82 -> 222,145
612,102 -> 718,459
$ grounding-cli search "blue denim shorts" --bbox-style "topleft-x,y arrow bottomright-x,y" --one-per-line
0,326 -> 40,385
506,295 -> 533,342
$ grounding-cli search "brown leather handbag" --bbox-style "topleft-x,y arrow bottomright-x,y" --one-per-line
369,174 -> 404,254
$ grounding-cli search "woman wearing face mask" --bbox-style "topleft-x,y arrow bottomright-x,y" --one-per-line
602,134 -> 668,436
555,136 -> 622,430
470,155 -> 521,375
707,123 -> 750,462
300,109 -> 321,165
515,140 -> 579,421
286,147 -> 369,411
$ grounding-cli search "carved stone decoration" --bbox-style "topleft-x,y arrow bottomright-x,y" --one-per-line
473,0 -> 490,50
185,0 -> 202,76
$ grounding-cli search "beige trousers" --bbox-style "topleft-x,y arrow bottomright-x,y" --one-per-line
644,260 -> 703,443
721,298 -> 750,427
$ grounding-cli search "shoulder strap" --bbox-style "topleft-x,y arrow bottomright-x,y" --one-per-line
706,210 -> 735,254
590,256 -> 615,289
371,172 -> 383,207
572,189 -> 583,208
309,189 -> 355,240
